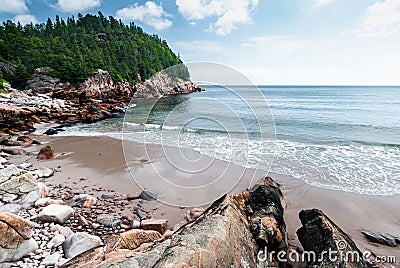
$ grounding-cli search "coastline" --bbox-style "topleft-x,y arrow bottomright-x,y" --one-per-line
18,134 -> 400,262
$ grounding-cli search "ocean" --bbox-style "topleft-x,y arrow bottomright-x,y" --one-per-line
52,85 -> 400,196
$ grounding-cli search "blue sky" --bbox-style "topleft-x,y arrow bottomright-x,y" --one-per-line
1,0 -> 400,85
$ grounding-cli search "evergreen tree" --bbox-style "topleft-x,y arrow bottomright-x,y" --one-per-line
0,13 -> 188,89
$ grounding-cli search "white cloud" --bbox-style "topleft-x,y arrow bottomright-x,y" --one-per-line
0,0 -> 28,14
346,0 -> 400,38
175,0 -> 258,35
56,0 -> 101,13
116,1 -> 172,31
13,14 -> 38,25
312,0 -> 334,8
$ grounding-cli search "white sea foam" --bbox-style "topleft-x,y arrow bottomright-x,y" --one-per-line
52,124 -> 400,196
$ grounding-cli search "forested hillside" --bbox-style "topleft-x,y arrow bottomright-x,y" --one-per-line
0,12 -> 187,89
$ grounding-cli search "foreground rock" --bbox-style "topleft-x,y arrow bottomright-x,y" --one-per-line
297,209 -> 370,267
63,177 -> 287,267
0,212 -> 38,263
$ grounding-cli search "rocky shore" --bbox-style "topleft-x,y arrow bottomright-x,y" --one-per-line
0,68 -> 203,134
0,136 -> 204,267
1,135 -> 399,267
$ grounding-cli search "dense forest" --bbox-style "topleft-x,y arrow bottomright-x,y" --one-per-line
0,12 -> 188,89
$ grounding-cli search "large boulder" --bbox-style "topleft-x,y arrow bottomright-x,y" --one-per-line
297,209 -> 370,268
37,145 -> 55,160
0,212 -> 38,263
37,204 -> 74,224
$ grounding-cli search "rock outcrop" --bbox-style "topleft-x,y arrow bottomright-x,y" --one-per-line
297,209 -> 371,268
1,68 -> 203,133
134,72 -> 203,98
63,177 -> 287,268
26,67 -> 61,95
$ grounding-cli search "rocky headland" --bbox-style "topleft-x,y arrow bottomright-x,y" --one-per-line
0,68 -> 203,134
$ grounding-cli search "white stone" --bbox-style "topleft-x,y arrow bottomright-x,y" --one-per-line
37,204 -> 74,224
30,167 -> 54,178
62,232 -> 102,259
42,253 -> 60,266
49,233 -> 65,248
35,197 -> 51,207
18,162 -> 32,169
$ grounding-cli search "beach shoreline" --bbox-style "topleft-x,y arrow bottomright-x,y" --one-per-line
16,134 -> 400,263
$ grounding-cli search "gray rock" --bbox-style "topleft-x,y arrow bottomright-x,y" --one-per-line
17,162 -> 32,169
2,193 -> 18,202
0,172 -> 38,195
71,194 -> 97,208
139,190 -> 157,201
0,164 -> 22,179
131,220 -> 141,229
62,232 -> 102,259
361,231 -> 398,247
42,253 -> 60,266
49,233 -> 65,248
37,204 -> 74,224
96,215 -> 121,227
0,238 -> 38,263
21,183 -> 47,208
60,227 -> 74,239
0,157 -> 7,164
0,203 -> 22,213
34,197 -> 51,207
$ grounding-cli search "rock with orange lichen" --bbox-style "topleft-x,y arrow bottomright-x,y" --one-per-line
71,194 -> 97,208
0,212 -> 38,263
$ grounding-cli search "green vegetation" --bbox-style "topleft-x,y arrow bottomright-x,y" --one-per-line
0,78 -> 8,93
0,12 -> 189,89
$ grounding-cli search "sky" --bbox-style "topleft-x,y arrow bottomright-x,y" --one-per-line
1,0 -> 400,85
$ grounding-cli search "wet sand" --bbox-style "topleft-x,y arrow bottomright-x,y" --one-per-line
18,135 -> 400,264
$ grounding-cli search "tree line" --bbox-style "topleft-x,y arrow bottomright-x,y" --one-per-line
0,12 -> 189,89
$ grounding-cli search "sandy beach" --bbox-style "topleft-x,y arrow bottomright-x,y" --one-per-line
11,134 -> 399,264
